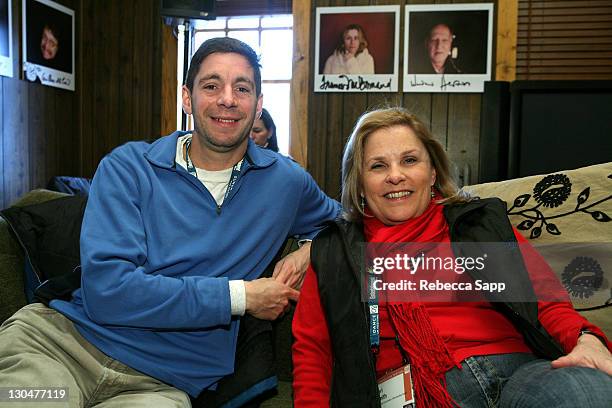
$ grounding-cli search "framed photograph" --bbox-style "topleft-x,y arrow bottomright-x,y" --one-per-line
403,3 -> 493,93
0,0 -> 12,77
315,5 -> 400,93
22,0 -> 74,90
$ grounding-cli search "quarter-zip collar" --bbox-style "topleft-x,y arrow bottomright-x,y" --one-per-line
143,131 -> 277,172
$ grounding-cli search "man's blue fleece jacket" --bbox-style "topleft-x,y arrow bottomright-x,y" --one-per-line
51,132 -> 340,396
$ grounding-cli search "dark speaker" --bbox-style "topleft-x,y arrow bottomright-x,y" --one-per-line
508,80 -> 612,178
478,81 -> 511,183
161,0 -> 215,20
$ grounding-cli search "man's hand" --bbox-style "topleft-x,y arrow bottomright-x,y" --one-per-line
244,278 -> 300,320
272,241 -> 311,290
551,333 -> 612,375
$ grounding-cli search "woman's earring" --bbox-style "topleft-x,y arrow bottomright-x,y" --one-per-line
431,186 -> 435,198
360,195 -> 365,212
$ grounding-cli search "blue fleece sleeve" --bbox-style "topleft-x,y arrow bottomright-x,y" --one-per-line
289,167 -> 341,240
79,154 -> 231,330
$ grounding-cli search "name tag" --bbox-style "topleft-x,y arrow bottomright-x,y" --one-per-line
377,364 -> 415,408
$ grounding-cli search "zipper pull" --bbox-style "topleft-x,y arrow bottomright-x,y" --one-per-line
216,205 -> 221,215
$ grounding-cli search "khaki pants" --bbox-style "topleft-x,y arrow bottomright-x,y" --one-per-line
0,303 -> 191,407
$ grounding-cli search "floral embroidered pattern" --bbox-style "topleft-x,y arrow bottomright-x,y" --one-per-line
532,174 -> 571,208
507,173 -> 611,239
561,256 -> 604,299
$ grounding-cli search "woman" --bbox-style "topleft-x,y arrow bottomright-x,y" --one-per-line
323,24 -> 375,75
292,107 -> 611,407
250,108 -> 279,152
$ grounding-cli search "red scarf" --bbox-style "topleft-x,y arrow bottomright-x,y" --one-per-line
364,199 -> 458,408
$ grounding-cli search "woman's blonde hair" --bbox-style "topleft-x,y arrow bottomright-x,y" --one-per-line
341,107 -> 467,222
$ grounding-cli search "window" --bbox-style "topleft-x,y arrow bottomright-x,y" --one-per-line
183,15 -> 293,154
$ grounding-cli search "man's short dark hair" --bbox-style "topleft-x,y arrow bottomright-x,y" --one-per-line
185,37 -> 262,96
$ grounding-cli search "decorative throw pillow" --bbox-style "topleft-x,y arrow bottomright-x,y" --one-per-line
0,194 -> 87,302
463,162 -> 612,315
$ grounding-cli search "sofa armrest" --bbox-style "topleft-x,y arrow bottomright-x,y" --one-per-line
11,188 -> 69,207
0,189 -> 70,323
0,217 -> 27,323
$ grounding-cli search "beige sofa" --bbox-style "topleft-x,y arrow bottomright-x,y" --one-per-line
464,162 -> 612,336
1,162 -> 609,407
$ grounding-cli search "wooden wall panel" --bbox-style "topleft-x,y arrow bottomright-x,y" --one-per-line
325,93 -> 345,199
307,0 -> 332,191
308,0 -> 486,198
28,85 -> 46,190
402,93 -> 432,123
78,0 -> 162,177
0,0 -> 79,209
55,89 -> 76,177
2,80 -> 29,207
309,94 -> 329,190
1,0 -> 164,207
496,0 -> 518,81
4,0 -> 604,207
290,0 -> 312,167
0,79 -> 3,207
161,24 -> 178,136
431,94 -> 449,147
78,0 -> 94,176
42,90 -> 56,186
117,0 -> 135,146
104,0 -> 120,156
447,94 -> 480,185
132,0 -> 153,143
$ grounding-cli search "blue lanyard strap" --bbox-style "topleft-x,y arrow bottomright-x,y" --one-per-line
184,136 -> 244,205
368,273 -> 380,351
368,272 -> 410,364
184,137 -> 197,176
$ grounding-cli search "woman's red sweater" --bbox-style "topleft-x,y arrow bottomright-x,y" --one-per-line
292,228 -> 608,407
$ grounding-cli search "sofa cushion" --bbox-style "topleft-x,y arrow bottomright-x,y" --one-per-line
463,163 -> 611,332
0,193 -> 87,302
0,222 -> 27,322
47,176 -> 92,195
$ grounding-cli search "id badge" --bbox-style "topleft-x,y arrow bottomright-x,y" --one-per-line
377,364 -> 415,408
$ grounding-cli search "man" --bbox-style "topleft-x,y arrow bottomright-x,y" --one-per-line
40,24 -> 59,60
411,23 -> 462,74
0,38 -> 340,406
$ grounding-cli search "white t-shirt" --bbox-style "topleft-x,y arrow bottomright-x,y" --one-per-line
175,134 -> 243,206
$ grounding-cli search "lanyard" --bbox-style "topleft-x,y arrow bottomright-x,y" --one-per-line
368,273 -> 380,351
184,136 -> 243,205
368,271 -> 409,365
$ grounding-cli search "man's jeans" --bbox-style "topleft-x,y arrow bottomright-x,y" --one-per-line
445,353 -> 612,407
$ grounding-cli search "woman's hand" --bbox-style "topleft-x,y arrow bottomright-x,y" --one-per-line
272,242 -> 311,290
551,333 -> 612,375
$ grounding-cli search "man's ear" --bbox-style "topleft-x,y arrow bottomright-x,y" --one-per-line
256,93 -> 263,116
181,85 -> 192,115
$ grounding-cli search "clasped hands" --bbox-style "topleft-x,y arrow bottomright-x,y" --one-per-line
244,242 -> 311,320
